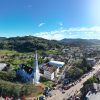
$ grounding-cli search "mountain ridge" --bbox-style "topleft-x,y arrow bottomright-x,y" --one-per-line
60,38 -> 100,45
0,36 -> 100,52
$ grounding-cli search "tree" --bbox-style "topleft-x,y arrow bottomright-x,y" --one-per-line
67,67 -> 83,80
0,71 -> 16,82
83,76 -> 99,85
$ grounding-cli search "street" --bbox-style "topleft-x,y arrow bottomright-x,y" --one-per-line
47,63 -> 100,100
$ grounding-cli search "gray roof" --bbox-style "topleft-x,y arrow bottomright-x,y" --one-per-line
86,91 -> 100,100
48,60 -> 65,67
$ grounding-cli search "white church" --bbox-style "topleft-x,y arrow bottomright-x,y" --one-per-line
16,51 -> 40,84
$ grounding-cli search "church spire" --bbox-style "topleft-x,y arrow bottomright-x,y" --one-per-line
33,51 -> 40,84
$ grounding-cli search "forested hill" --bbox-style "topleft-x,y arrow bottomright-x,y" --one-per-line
0,36 -> 100,52
0,36 -> 64,52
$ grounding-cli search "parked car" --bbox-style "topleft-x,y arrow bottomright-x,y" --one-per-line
62,91 -> 65,94
39,96 -> 45,100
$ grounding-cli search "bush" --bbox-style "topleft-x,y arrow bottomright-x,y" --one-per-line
0,71 -> 16,82
67,67 -> 83,80
83,76 -> 99,85
0,80 -> 35,97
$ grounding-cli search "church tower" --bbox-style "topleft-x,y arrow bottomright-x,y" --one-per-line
33,51 -> 40,84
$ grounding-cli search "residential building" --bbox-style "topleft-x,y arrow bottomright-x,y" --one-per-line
85,83 -> 100,100
40,60 -> 65,80
0,63 -> 7,71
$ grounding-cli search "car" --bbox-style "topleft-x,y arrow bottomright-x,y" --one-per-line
44,87 -> 50,91
52,87 -> 56,90
62,91 -> 65,94
39,96 -> 45,100
63,86 -> 70,90
72,83 -> 74,86
58,81 -> 62,84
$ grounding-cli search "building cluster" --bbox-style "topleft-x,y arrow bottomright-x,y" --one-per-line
43,46 -> 100,68
15,51 -> 65,84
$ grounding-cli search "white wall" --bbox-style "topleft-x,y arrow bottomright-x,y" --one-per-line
44,71 -> 54,80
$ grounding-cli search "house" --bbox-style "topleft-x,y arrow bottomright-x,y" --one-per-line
85,83 -> 100,100
86,91 -> 100,100
86,58 -> 96,66
85,83 -> 100,92
40,60 -> 65,80
0,63 -> 7,71
44,67 -> 56,80
40,63 -> 58,80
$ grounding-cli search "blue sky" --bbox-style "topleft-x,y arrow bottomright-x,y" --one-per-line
0,0 -> 100,40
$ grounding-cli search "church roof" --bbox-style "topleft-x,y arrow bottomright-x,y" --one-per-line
20,64 -> 33,74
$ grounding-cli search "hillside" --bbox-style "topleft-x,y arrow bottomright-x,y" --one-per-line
0,37 -> 100,52
0,36 -> 64,52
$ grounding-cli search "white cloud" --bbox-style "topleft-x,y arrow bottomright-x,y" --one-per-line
34,26 -> 100,40
38,23 -> 45,27
68,26 -> 100,32
35,30 -> 65,40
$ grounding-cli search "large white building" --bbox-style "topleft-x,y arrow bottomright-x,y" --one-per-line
40,60 -> 65,80
16,51 -> 40,84
42,64 -> 58,80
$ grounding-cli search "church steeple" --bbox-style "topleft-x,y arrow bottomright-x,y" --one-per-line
33,51 -> 40,84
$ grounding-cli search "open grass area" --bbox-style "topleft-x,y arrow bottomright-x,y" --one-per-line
46,49 -> 59,54
0,50 -> 17,55
42,80 -> 53,87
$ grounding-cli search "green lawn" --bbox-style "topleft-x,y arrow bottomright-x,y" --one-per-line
42,81 -> 53,87
0,50 -> 17,55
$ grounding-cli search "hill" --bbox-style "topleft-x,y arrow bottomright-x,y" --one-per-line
0,36 -> 100,52
0,36 -> 64,52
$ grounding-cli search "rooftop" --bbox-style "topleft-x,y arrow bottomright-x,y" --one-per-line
48,60 -> 65,67
86,91 -> 100,100
41,64 -> 57,73
19,64 -> 33,74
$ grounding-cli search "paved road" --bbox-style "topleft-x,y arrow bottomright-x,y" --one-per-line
47,63 -> 100,100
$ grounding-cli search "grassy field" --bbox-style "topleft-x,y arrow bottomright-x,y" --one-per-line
0,50 -> 17,55
42,80 -> 53,87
